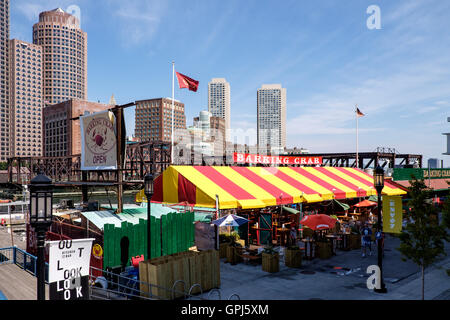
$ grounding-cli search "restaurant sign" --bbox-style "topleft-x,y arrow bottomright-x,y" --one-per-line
234,153 -> 323,165
48,238 -> 94,300
80,110 -> 117,170
423,169 -> 450,179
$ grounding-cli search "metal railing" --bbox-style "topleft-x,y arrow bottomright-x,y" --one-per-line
0,246 -> 48,282
1,247 -> 241,301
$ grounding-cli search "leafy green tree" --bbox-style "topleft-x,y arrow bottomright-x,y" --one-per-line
398,177 -> 450,300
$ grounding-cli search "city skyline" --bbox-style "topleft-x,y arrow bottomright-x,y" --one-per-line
9,0 -> 450,166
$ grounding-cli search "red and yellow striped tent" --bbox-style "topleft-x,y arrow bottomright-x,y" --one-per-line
152,166 -> 406,209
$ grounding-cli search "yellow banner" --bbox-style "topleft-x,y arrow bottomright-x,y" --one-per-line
382,196 -> 402,233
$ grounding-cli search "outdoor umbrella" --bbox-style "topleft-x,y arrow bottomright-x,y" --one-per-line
300,214 -> 337,231
354,200 -> 377,207
211,214 -> 249,237
211,214 -> 249,227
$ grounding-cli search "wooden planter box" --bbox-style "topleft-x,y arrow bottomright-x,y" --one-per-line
349,234 -> 361,250
139,250 -> 220,299
285,248 -> 302,268
262,252 -> 279,273
226,245 -> 242,265
219,242 -> 229,259
316,242 -> 332,259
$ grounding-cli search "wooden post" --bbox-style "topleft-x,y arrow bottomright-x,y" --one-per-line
115,106 -> 123,214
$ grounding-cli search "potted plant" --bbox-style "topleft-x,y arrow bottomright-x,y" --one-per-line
349,225 -> 361,250
285,245 -> 302,268
219,234 -> 231,259
226,235 -> 243,265
262,245 -> 279,273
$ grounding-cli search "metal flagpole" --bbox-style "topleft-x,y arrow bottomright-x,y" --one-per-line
356,104 -> 359,169
171,61 -> 175,164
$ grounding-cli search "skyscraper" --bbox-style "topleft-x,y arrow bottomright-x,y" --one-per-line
9,39 -> 43,157
0,0 -> 9,161
257,84 -> 286,152
208,78 -> 230,136
33,8 -> 87,105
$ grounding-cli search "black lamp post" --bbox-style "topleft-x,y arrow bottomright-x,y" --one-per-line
29,173 -> 53,300
373,165 -> 387,293
144,173 -> 154,260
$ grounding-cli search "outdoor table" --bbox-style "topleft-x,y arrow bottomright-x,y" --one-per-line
325,234 -> 338,255
337,232 -> 350,250
276,228 -> 290,246
301,239 -> 315,260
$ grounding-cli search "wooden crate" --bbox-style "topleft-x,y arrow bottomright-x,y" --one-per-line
285,248 -> 302,268
262,252 -> 279,273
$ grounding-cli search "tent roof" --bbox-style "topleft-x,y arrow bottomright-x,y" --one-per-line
153,166 -> 406,210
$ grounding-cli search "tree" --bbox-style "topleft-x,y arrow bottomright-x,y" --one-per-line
397,177 -> 450,300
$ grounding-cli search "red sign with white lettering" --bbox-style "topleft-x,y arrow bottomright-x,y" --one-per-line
233,153 -> 323,165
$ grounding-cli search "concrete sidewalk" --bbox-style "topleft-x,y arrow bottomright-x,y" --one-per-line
206,235 -> 450,300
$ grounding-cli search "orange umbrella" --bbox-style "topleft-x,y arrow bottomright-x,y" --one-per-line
300,214 -> 337,231
354,200 -> 377,207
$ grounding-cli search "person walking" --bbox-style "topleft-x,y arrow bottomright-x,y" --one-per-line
360,222 -> 372,257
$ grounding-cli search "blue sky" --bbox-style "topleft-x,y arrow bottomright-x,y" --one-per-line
11,0 -> 450,166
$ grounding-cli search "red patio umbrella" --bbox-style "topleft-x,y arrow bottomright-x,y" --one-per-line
354,200 -> 377,207
300,214 -> 337,231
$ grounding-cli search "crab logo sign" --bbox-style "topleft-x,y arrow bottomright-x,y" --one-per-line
80,110 -> 117,170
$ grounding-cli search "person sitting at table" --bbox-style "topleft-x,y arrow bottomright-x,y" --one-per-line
289,224 -> 297,246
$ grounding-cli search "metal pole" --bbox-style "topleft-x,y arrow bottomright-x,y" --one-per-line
147,199 -> 151,260
36,226 -> 46,300
375,191 -> 387,293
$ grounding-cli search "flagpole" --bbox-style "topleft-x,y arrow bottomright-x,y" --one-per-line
356,104 -> 359,169
171,61 -> 175,164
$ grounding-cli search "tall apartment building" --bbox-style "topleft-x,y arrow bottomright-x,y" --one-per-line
257,84 -> 286,152
33,8 -> 87,105
0,0 -> 9,161
135,98 -> 186,143
43,99 -> 109,157
208,78 -> 230,136
9,39 -> 43,157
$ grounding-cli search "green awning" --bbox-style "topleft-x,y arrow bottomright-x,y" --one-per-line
333,199 -> 350,211
368,195 -> 378,202
282,206 -> 300,214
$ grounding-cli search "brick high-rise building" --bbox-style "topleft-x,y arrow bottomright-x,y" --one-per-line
33,8 -> 87,105
0,0 -> 9,161
9,39 -> 44,157
43,99 -> 109,157
135,98 -> 186,143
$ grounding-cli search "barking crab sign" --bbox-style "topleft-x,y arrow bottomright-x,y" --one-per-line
80,110 -> 117,170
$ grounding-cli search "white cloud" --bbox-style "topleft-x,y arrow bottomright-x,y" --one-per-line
109,0 -> 167,46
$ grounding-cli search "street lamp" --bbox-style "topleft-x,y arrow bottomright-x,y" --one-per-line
144,173 -> 154,260
373,165 -> 387,293
29,173 -> 53,300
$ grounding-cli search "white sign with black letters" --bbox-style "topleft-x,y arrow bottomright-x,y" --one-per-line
48,238 -> 94,300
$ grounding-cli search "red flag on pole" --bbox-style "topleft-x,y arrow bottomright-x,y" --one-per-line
356,107 -> 365,117
175,71 -> 199,92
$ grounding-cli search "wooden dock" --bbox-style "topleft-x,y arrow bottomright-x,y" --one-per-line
0,225 -> 48,300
